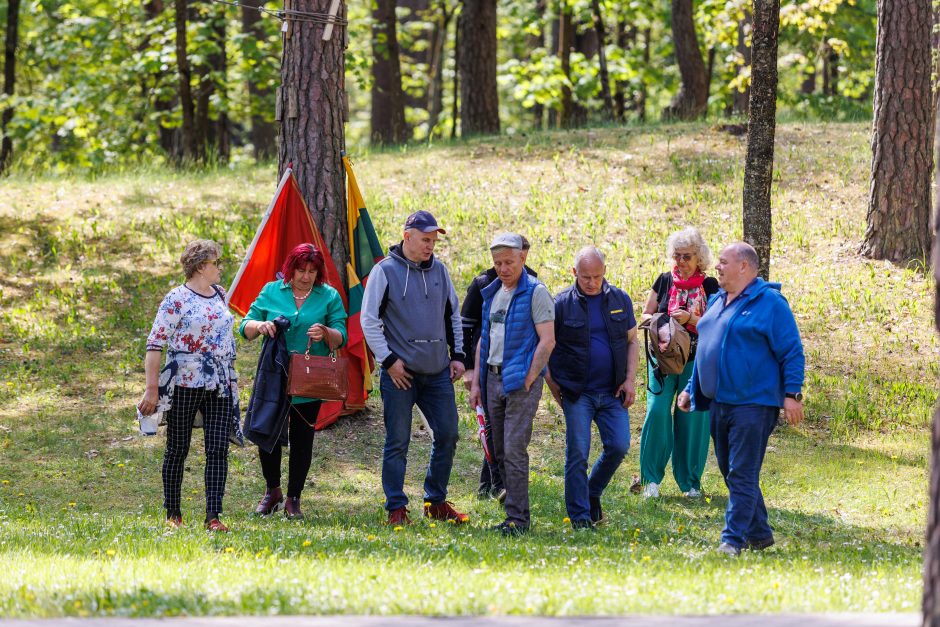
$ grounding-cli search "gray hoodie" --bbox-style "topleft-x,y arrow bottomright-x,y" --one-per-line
360,243 -> 464,375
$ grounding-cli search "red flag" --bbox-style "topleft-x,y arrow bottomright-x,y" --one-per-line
227,169 -> 356,430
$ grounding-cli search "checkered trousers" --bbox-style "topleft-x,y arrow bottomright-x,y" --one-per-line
161,385 -> 232,515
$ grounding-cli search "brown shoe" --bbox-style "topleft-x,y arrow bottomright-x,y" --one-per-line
255,486 -> 283,516
166,514 -> 183,528
386,506 -> 412,526
205,518 -> 230,532
629,474 -> 643,495
284,496 -> 305,520
424,501 -> 469,524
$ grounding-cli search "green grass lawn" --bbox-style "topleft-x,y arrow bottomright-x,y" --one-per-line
0,121 -> 933,617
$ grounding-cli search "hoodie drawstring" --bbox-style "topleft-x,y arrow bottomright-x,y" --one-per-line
421,271 -> 428,298
402,265 -> 410,299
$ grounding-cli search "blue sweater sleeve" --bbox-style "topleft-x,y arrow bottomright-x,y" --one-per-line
768,295 -> 805,393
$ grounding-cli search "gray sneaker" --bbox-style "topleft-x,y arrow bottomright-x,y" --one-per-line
717,542 -> 741,556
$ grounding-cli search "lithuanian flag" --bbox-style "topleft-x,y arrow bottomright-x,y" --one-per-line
342,155 -> 385,405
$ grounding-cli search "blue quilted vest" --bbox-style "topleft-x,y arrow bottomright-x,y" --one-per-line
479,272 -> 543,406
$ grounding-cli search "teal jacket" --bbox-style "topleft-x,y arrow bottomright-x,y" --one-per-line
239,280 -> 348,403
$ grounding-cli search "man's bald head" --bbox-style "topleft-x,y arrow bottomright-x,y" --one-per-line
716,242 -> 759,293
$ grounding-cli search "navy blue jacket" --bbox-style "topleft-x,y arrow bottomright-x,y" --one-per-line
548,281 -> 635,400
243,315 -> 292,453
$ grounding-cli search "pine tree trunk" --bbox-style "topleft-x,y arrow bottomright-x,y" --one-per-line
175,0 -> 196,161
458,0 -> 499,135
862,0 -> 933,263
557,2 -> 573,128
279,0 -> 349,285
733,11 -> 751,116
241,0 -> 277,160
528,0 -> 546,129
570,27 -> 596,127
451,16 -> 460,138
662,0 -> 708,120
426,2 -> 452,137
589,0 -> 613,119
742,0 -> 780,280
0,0 -> 21,175
371,0 -> 408,145
926,114 -> 940,619
211,5 -> 230,162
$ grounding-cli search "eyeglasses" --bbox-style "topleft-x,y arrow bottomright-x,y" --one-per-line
205,260 -> 223,270
672,253 -> 694,262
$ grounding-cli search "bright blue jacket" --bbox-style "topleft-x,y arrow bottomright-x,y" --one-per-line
479,272 -> 543,407
685,277 -> 804,411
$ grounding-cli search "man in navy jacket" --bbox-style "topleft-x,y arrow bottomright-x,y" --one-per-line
546,246 -> 639,529
679,242 -> 805,556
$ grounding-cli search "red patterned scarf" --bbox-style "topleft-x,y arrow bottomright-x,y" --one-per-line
667,268 -> 708,332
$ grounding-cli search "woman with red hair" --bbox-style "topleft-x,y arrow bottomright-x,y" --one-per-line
240,243 -> 347,519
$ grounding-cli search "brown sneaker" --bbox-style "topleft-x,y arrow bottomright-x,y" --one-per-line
205,518 -> 230,532
284,496 -> 305,520
386,506 -> 412,526
424,501 -> 469,524
255,486 -> 284,516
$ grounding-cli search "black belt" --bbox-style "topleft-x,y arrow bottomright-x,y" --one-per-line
488,364 -> 502,375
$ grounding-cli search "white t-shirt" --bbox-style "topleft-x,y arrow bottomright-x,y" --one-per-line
487,283 -> 554,366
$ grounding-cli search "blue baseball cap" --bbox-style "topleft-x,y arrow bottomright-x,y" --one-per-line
404,210 -> 446,234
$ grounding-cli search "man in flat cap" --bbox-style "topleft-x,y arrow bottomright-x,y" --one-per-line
470,233 -> 556,536
361,210 -> 469,527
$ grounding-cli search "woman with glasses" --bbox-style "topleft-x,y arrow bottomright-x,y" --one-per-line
635,227 -> 718,499
138,239 -> 241,532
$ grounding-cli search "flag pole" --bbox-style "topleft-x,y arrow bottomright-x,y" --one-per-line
226,168 -> 293,305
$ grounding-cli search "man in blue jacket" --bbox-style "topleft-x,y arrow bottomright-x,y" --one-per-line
469,233 -> 556,536
679,242 -> 804,556
546,246 -> 639,529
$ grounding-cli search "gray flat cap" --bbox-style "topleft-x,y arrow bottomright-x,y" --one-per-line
489,232 -> 524,250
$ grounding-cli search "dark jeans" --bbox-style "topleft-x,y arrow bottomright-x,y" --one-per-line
258,401 -> 322,498
563,391 -> 630,522
710,402 -> 778,548
486,372 -> 543,526
380,367 -> 459,511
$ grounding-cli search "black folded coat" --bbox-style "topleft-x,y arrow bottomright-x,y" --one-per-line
242,315 -> 292,453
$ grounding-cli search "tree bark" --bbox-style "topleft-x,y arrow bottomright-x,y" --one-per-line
733,11 -> 751,116
742,0 -> 780,280
371,0 -> 408,145
926,93 -> 940,624
279,0 -> 349,286
175,0 -> 197,161
662,0 -> 708,120
0,0 -> 21,175
458,0 -> 499,135
210,4 -> 230,162
862,0 -> 933,263
241,0 -> 277,159
451,13 -> 459,139
557,1 -> 573,128
426,1 -> 453,136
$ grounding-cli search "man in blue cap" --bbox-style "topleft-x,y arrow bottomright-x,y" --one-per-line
361,210 -> 470,526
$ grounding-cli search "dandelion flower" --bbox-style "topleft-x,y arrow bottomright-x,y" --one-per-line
302,540 -> 312,547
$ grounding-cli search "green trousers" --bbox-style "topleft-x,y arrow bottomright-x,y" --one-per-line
639,360 -> 710,492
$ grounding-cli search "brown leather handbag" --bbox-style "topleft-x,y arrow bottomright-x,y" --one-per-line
287,339 -> 349,401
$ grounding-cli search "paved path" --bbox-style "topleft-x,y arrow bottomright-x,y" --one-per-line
0,614 -> 920,627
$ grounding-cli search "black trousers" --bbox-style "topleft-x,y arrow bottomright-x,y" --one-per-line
162,386 -> 232,516
259,401 -> 322,497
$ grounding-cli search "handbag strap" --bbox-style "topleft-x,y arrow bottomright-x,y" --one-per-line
303,336 -> 337,361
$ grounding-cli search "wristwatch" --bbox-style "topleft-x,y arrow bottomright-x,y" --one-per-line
785,392 -> 803,402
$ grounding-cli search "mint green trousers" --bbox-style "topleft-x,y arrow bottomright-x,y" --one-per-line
639,360 -> 710,492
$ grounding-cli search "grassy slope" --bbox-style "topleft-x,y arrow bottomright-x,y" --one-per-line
0,122 -> 932,617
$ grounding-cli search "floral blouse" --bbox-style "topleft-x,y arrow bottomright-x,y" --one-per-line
144,284 -> 242,444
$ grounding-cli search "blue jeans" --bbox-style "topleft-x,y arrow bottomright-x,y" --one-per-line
563,391 -> 630,522
380,367 -> 459,511
710,402 -> 778,548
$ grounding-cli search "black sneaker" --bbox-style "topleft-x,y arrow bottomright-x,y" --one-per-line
493,520 -> 529,537
745,535 -> 775,551
477,485 -> 492,500
492,487 -> 508,503
589,496 -> 605,525
571,519 -> 595,531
